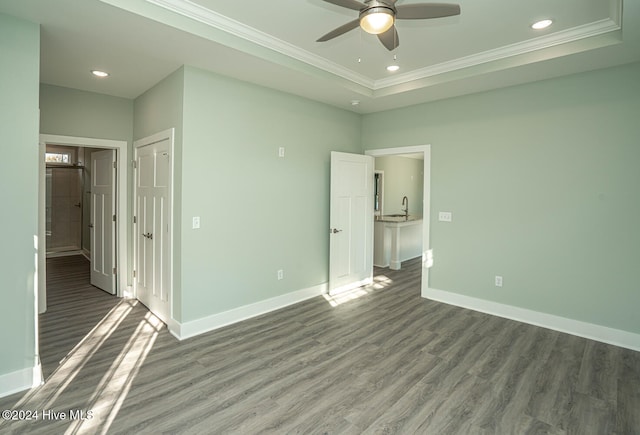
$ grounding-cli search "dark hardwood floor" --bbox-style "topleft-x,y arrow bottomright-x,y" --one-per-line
0,255 -> 638,434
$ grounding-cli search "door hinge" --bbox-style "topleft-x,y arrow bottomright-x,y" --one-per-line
113,214 -> 116,222
113,267 -> 117,275
133,160 -> 137,169
133,270 -> 136,278
133,216 -> 137,224
113,161 -> 117,169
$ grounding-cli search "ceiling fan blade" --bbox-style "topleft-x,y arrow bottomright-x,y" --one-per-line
321,0 -> 364,11
378,25 -> 399,51
317,19 -> 361,42
396,3 -> 460,20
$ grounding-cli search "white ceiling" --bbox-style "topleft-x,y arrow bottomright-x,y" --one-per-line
1,0 -> 638,113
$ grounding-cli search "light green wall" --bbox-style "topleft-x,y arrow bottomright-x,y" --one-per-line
133,67 -> 184,142
375,156 -> 424,216
40,84 -> 133,141
0,14 -> 40,379
180,65 -> 361,321
363,62 -> 640,334
133,67 -> 185,320
40,84 -> 135,289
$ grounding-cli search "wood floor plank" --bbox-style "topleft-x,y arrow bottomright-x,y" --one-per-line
525,333 -> 588,430
360,334 -> 495,433
0,255 -> 638,435
617,379 -> 640,435
576,340 -> 621,403
565,392 -> 616,435
469,329 -> 556,433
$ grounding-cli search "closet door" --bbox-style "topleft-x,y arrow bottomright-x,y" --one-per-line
134,137 -> 171,324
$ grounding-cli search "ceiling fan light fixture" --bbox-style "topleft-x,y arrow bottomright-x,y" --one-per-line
360,7 -> 395,35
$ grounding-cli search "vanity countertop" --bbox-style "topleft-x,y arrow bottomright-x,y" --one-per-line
375,215 -> 422,223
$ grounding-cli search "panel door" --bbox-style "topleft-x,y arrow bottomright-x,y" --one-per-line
329,151 -> 374,295
135,138 -> 171,323
90,149 -> 116,294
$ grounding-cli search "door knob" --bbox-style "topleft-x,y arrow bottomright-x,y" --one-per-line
74,202 -> 81,208
330,228 -> 342,234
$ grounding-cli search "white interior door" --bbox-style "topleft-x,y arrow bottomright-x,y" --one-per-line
90,149 -> 116,294
134,137 -> 171,324
329,151 -> 374,295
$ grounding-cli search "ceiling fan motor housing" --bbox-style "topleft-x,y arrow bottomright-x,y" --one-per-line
360,5 -> 396,18
361,0 -> 397,13
363,0 -> 398,7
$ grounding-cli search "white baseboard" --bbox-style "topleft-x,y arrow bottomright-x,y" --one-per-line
45,250 -> 84,259
169,283 -> 328,341
0,363 -> 43,399
424,287 -> 640,352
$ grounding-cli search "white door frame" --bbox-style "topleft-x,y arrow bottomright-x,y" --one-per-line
38,134 -> 129,313
365,145 -> 431,295
133,128 -> 174,326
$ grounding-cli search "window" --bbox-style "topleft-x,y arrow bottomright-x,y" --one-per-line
45,152 -> 72,164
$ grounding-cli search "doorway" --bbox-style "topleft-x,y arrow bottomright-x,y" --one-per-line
44,145 -> 111,259
38,135 -> 129,314
372,153 -> 424,269
365,145 -> 431,295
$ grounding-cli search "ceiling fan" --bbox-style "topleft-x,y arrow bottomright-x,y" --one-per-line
316,0 -> 461,51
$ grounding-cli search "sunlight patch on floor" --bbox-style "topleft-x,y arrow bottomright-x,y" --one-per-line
14,300 -> 137,411
324,274 -> 393,307
66,311 -> 163,434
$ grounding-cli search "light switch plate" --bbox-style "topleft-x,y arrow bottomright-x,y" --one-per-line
192,216 -> 200,229
439,212 -> 452,222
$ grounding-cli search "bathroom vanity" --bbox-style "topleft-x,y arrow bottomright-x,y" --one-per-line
374,215 -> 423,270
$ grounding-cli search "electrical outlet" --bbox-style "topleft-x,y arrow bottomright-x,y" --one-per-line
278,147 -> 285,158
277,269 -> 284,280
192,216 -> 200,229
495,275 -> 503,287
439,212 -> 452,222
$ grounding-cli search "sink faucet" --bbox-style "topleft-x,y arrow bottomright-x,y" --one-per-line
402,196 -> 409,219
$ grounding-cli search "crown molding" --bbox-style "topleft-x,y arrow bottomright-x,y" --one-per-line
374,16 -> 622,90
145,0 -> 375,88
144,0 -> 622,94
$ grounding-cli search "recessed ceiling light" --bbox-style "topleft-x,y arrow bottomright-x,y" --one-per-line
91,70 -> 109,78
351,100 -> 360,106
531,19 -> 553,30
386,65 -> 400,72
